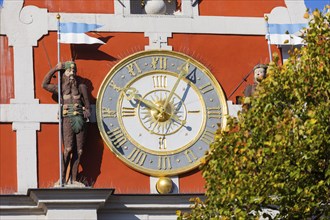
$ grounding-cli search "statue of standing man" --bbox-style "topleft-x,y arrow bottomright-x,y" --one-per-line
243,64 -> 268,110
42,61 -> 90,186
244,64 -> 268,97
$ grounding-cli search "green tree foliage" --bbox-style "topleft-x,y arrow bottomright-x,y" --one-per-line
178,8 -> 330,220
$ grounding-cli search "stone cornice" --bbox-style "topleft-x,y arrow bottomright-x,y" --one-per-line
1,189 -> 204,218
47,12 -> 266,35
28,188 -> 114,210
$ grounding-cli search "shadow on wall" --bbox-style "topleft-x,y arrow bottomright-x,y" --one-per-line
76,75 -> 103,186
71,36 -> 116,61
78,122 -> 104,187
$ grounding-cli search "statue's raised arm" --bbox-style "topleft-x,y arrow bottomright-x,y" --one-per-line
42,62 -> 63,94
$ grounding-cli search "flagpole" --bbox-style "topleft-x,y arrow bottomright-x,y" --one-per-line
264,15 -> 272,62
227,65 -> 257,99
56,13 -> 63,187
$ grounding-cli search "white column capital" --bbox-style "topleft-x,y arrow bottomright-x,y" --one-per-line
0,0 -> 48,47
12,122 -> 40,131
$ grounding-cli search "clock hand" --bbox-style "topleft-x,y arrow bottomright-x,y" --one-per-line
149,117 -> 161,134
121,87 -> 162,112
169,113 -> 186,125
161,60 -> 190,113
136,95 -> 162,112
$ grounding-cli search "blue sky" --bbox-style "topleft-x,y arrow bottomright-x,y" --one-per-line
304,0 -> 329,12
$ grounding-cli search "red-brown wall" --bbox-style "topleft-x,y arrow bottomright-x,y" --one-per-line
0,124 -> 17,194
1,0 -> 283,194
199,0 -> 286,16
0,36 -> 14,104
34,32 -> 280,193
25,0 -> 115,14
0,36 -> 16,194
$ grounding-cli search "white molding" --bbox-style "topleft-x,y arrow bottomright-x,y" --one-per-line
0,1 -> 48,46
145,32 -> 173,50
0,191 -> 279,220
47,13 -> 266,35
28,188 -> 114,220
0,104 -> 97,123
28,188 -> 114,208
0,215 -> 46,220
0,103 -> 96,123
100,194 -> 201,218
0,104 -> 58,123
0,190 -> 202,220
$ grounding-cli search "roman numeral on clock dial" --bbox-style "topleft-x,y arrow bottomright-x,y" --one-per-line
201,129 -> 215,145
158,156 -> 172,170
207,106 -> 222,119
127,147 -> 147,166
184,149 -> 198,163
107,127 -> 127,148
122,107 -> 136,117
151,57 -> 167,70
153,75 -> 167,89
126,61 -> 142,76
199,83 -> 214,94
102,107 -> 116,118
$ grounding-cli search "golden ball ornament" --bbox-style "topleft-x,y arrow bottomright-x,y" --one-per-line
156,177 -> 173,194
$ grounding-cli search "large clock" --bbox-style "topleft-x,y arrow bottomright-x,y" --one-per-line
96,50 -> 227,176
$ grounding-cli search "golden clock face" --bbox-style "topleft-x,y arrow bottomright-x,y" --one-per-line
96,50 -> 228,176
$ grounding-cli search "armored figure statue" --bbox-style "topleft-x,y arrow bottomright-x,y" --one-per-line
244,64 -> 268,97
42,61 -> 90,185
243,64 -> 268,110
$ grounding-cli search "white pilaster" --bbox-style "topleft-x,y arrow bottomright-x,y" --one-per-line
10,46 -> 39,104
114,0 -> 130,16
227,101 -> 242,118
1,1 -> 49,194
47,210 -> 97,220
12,122 -> 40,194
181,0 -> 197,17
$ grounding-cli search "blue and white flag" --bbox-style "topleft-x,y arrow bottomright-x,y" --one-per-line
0,0 -> 4,8
268,23 -> 307,45
60,22 -> 104,44
266,0 -> 329,45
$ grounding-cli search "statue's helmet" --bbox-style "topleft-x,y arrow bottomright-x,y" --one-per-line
64,61 -> 76,71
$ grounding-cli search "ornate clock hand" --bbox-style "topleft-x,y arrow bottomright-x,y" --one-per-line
121,86 -> 186,129
161,60 -> 190,113
133,94 -> 163,112
150,117 -> 161,134
121,86 -> 162,112
169,113 -> 186,125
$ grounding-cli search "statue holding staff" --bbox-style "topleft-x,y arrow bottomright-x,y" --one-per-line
42,61 -> 90,185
